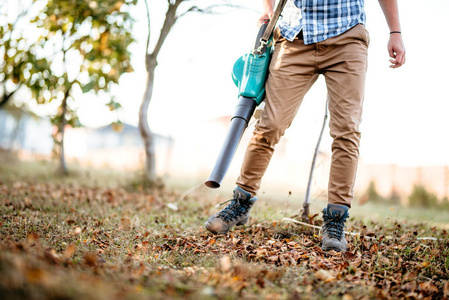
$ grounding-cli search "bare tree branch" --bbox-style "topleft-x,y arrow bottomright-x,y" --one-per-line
147,1 -> 254,59
301,95 -> 330,223
148,0 -> 182,62
178,4 -> 251,18
144,0 -> 151,56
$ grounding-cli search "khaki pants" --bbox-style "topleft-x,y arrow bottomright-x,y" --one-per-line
236,24 -> 370,208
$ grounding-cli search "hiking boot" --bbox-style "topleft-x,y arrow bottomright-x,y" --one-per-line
205,186 -> 257,235
321,203 -> 349,252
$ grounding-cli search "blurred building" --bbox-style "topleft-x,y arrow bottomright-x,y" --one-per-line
65,123 -> 174,173
0,110 -> 53,155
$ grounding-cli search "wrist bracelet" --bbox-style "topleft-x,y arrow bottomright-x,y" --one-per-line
390,31 -> 401,34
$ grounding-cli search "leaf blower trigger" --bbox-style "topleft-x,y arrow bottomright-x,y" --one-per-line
205,22 -> 274,189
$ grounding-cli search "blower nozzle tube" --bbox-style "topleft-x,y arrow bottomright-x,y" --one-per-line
205,96 -> 257,189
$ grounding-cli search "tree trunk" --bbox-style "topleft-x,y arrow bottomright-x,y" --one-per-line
9,114 -> 21,152
138,56 -> 157,182
138,0 -> 181,182
0,93 -> 12,109
0,88 -> 19,109
58,92 -> 69,175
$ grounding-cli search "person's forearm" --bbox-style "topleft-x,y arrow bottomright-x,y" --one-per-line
262,0 -> 275,14
378,0 -> 401,32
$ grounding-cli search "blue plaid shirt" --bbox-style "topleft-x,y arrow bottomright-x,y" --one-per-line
279,0 -> 366,45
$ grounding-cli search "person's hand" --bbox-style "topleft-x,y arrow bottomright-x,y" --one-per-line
257,11 -> 273,27
387,33 -> 406,68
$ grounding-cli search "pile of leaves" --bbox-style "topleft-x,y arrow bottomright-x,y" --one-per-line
0,178 -> 448,299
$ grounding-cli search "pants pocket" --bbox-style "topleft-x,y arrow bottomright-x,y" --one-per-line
356,24 -> 370,47
273,27 -> 286,44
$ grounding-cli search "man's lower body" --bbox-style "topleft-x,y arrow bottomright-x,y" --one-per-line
205,24 -> 370,251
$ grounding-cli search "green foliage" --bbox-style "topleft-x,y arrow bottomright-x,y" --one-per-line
386,189 -> 402,206
439,197 -> 449,210
362,181 -> 402,206
408,184 -> 438,208
29,0 -> 137,109
364,181 -> 383,203
0,24 -> 28,88
0,3 -> 42,107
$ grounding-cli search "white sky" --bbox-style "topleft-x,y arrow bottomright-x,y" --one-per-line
76,0 -> 449,167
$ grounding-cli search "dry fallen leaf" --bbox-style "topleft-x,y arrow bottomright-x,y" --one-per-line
84,252 -> 98,267
314,269 -> 335,282
44,248 -> 60,264
256,249 -> 269,259
63,244 -> 76,259
268,255 -> 279,262
418,281 -> 438,294
402,271 -> 417,282
26,232 -> 39,244
350,258 -> 362,268
73,227 -> 82,236
220,255 -> 232,272
342,294 -> 354,300
444,281 -> 449,298
26,267 -> 47,284
121,218 -> 130,230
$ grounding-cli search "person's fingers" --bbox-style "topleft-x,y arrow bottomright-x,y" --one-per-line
257,14 -> 270,27
389,58 -> 399,68
394,48 -> 406,67
389,52 -> 405,68
396,52 -> 405,66
388,47 -> 395,60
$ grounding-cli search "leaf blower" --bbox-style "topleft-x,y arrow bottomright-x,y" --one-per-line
205,0 -> 287,189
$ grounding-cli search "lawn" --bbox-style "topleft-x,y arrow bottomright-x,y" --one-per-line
0,158 -> 448,299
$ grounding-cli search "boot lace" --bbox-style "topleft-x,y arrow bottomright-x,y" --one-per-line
322,213 -> 347,240
216,198 -> 251,222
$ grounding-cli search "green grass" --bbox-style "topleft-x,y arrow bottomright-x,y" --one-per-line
0,156 -> 448,299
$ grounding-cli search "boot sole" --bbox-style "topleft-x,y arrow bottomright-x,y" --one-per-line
322,246 -> 346,252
